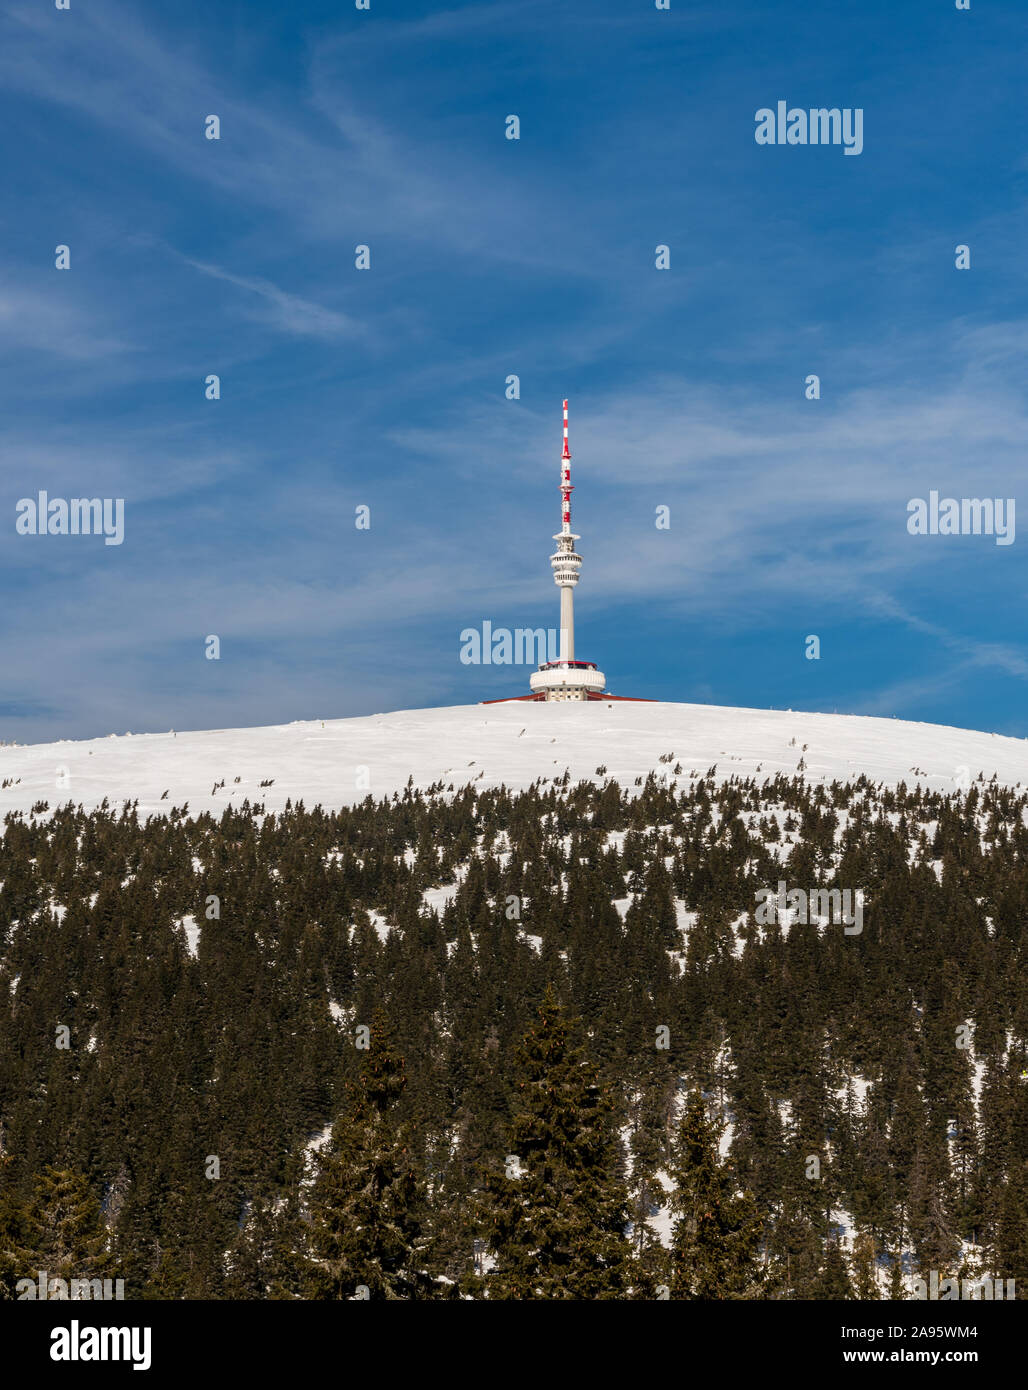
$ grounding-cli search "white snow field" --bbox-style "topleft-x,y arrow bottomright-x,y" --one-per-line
2,699 -> 1028,821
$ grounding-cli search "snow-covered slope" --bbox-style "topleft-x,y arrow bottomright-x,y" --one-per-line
2,700 -> 1027,821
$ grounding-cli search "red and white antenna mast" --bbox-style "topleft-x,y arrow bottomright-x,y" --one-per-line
560,397 -> 573,533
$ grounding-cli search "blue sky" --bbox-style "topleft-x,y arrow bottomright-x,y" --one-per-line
1,0 -> 1026,742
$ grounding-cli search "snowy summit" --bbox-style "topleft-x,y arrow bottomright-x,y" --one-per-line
2,700 -> 1027,822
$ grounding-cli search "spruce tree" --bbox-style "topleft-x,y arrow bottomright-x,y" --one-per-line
485,990 -> 634,1299
851,1228 -> 882,1300
668,1094 -> 764,1299
886,1247 -> 906,1300
624,1076 -> 673,1297
305,1012 -> 431,1300
224,1195 -> 306,1299
0,1156 -> 35,1299
28,1167 -> 111,1287
814,1230 -> 855,1299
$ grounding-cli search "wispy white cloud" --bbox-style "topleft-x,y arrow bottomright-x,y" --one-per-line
0,284 -> 130,361
178,257 -> 361,340
0,0 -> 577,274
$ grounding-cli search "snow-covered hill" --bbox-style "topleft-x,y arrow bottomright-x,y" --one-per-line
3,700 -> 1028,821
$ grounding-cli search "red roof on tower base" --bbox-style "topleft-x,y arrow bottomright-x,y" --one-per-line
481,692 -> 657,704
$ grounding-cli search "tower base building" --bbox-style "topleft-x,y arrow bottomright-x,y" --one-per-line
529,659 -> 606,701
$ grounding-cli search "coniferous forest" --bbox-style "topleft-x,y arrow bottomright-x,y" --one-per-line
1,767 -> 1026,1300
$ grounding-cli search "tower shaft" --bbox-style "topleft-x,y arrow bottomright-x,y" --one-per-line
560,585 -> 574,661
